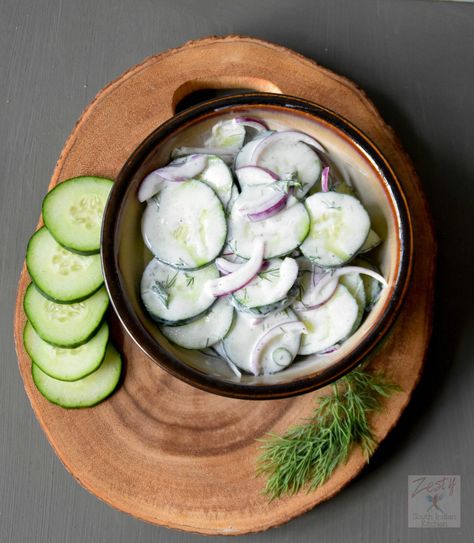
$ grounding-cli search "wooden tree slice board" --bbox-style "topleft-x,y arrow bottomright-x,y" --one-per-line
13,36 -> 436,535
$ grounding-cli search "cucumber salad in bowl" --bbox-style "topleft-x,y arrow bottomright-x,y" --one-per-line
138,116 -> 387,378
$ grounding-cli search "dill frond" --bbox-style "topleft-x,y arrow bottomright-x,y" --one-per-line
256,367 -> 400,499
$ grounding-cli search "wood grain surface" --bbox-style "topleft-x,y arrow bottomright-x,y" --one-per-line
12,36 -> 435,535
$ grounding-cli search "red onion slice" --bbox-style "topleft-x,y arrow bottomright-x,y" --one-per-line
312,264 -> 328,287
216,257 -> 269,276
137,155 -> 208,202
235,116 -> 269,133
246,194 -> 288,222
269,257 -> 299,300
250,317 -> 265,326
206,240 -> 265,297
295,265 -> 387,311
294,274 -> 339,311
215,258 -> 242,275
333,266 -> 388,287
318,344 -> 340,355
321,166 -> 330,192
154,154 -> 208,181
250,321 -> 307,375
237,187 -> 288,222
250,130 -> 326,165
235,165 -> 280,187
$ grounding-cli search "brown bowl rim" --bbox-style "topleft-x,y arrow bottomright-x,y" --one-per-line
101,92 -> 413,400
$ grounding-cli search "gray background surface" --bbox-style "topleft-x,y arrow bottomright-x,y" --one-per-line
1,1 -> 473,542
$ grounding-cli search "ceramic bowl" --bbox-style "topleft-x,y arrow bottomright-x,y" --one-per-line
101,93 -> 413,399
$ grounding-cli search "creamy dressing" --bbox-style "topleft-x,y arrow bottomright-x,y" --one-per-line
137,116 -> 385,377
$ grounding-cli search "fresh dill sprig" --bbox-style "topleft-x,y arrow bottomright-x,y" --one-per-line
164,272 -> 178,289
185,273 -> 195,287
276,171 -> 303,194
256,367 -> 400,500
258,267 -> 280,281
151,272 -> 178,308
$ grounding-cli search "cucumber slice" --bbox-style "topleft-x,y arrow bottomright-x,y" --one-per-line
140,258 -> 218,325
24,283 -> 109,348
142,180 -> 226,269
292,267 -> 338,310
24,321 -> 109,381
26,227 -> 103,303
32,342 -> 122,408
300,192 -> 370,267
295,284 -> 359,355
223,309 -> 302,374
197,155 -> 234,205
232,283 -> 298,316
235,166 -> 279,190
227,196 -> 310,259
205,119 -> 246,150
42,176 -> 113,254
339,272 -> 366,332
232,258 -> 298,310
234,131 -> 273,170
257,139 -> 322,198
353,257 -> 383,310
358,229 -> 381,254
160,297 -> 234,349
226,184 -> 239,216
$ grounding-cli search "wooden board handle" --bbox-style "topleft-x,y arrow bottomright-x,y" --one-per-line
171,75 -> 282,113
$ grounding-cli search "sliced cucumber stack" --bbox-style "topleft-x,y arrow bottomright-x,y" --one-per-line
24,175 -> 123,408
32,342 -> 122,408
42,176 -> 113,254
24,284 -> 109,348
26,227 -> 104,303
24,320 -> 109,381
